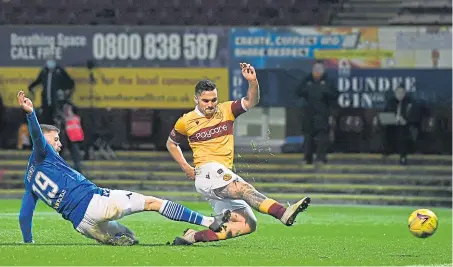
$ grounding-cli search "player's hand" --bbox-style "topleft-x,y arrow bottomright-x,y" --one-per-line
17,90 -> 34,114
240,62 -> 257,81
183,165 -> 196,180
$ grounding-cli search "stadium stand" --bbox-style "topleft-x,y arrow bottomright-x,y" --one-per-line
389,0 -> 452,25
0,0 -> 333,25
1,150 -> 451,207
0,0 -> 451,25
0,0 -> 450,208
330,0 -> 452,25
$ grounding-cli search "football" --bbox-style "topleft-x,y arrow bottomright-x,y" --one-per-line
408,209 -> 438,238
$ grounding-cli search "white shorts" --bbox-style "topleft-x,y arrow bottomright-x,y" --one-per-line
75,189 -> 145,243
195,162 -> 255,218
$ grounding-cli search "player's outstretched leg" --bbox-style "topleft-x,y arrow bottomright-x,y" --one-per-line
144,196 -> 231,232
172,207 -> 257,245
75,190 -> 230,246
212,181 -> 310,226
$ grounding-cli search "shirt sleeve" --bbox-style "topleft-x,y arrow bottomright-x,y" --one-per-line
168,116 -> 187,144
26,110 -> 48,157
230,98 -> 248,118
19,190 -> 38,243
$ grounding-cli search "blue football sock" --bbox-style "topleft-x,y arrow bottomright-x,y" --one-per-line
159,200 -> 209,226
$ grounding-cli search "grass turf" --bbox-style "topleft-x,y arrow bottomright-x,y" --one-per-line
0,199 -> 451,266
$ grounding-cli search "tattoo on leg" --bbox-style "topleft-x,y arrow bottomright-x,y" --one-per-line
241,185 -> 267,209
222,226 -> 246,239
214,181 -> 267,210
213,181 -> 241,199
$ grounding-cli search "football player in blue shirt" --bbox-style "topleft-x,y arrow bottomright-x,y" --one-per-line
17,90 -> 230,246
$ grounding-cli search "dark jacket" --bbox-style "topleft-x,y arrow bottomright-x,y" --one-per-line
0,94 -> 4,131
296,73 -> 338,132
384,95 -> 418,126
28,66 -> 75,109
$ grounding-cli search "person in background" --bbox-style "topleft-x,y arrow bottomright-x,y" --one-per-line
60,103 -> 84,174
17,116 -> 31,150
431,49 -> 440,68
0,93 -> 5,149
382,86 -> 417,165
296,61 -> 337,165
28,55 -> 75,125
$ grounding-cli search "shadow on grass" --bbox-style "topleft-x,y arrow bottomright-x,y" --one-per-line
0,242 -> 168,247
0,241 -> 227,247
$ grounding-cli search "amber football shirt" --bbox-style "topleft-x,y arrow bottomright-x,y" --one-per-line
169,99 -> 247,169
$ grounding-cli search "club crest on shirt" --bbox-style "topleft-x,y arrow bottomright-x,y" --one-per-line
223,173 -> 233,181
215,110 -> 223,119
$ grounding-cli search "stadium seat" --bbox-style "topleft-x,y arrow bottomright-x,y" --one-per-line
390,0 -> 452,25
0,0 -> 332,25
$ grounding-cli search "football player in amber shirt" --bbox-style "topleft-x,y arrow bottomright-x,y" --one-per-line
167,63 -> 311,245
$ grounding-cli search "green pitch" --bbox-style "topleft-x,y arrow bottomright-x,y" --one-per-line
0,199 -> 451,266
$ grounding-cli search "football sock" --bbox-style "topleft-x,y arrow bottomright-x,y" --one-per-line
159,200 -> 212,227
258,198 -> 286,219
194,229 -> 227,242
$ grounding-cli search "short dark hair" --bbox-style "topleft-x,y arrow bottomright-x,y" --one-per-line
40,124 -> 60,134
195,80 -> 217,96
